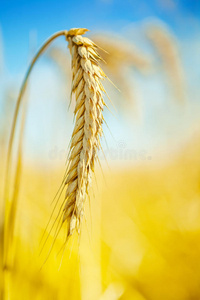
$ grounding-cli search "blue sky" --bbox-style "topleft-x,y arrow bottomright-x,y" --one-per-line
0,0 -> 200,73
1,0 -> 200,166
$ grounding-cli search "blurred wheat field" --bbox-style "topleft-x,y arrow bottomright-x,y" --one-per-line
1,2 -> 200,298
1,132 -> 200,299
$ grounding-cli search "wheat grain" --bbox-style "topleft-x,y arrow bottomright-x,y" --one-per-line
62,28 -> 106,237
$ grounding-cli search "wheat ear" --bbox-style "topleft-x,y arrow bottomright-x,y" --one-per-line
146,24 -> 186,103
62,28 -> 106,237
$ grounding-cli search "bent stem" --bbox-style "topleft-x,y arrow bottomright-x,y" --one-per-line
2,29 -> 68,300
5,30 -> 68,201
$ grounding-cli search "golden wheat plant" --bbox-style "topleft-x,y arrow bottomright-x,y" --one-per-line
145,22 -> 186,103
3,27 -> 108,299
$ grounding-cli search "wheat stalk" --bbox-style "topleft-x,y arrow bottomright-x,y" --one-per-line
62,28 -> 106,236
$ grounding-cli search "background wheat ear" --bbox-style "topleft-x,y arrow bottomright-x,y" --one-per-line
60,28 -> 107,237
91,34 -> 152,110
146,23 -> 186,104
